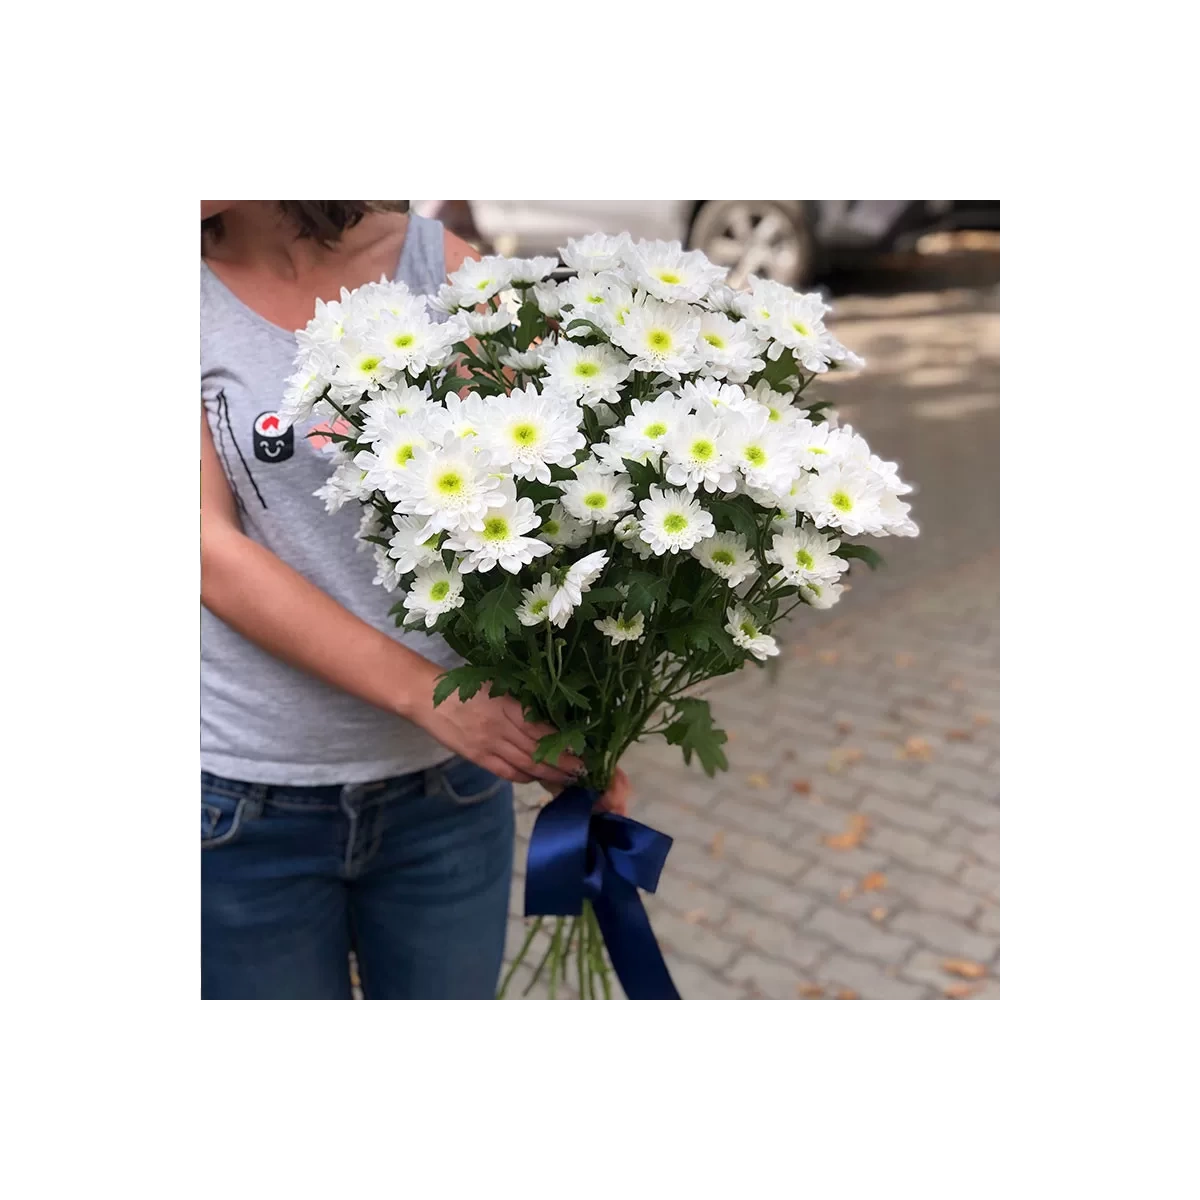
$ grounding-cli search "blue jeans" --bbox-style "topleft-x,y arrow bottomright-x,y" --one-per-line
201,756 -> 514,999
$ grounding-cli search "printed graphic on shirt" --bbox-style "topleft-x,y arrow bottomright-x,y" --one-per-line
253,411 -> 294,463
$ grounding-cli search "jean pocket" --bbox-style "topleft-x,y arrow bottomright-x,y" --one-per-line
435,756 -> 508,807
201,792 -> 257,848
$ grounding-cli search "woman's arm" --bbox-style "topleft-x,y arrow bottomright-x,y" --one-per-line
200,407 -> 580,786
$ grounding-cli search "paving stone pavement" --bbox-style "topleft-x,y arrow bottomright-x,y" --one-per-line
502,254 -> 1000,1000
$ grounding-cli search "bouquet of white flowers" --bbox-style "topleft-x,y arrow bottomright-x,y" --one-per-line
281,233 -> 916,999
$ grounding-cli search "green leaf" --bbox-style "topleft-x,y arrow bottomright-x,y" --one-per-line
621,456 -> 660,493
518,479 -> 562,506
706,496 -> 760,546
664,697 -> 729,778
553,676 -> 592,712
562,316 -> 606,340
836,542 -> 885,570
477,577 -> 521,648
515,300 -> 544,349
432,665 -> 495,708
533,727 -> 586,766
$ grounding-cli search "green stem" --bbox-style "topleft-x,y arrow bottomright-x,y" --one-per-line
497,916 -> 543,999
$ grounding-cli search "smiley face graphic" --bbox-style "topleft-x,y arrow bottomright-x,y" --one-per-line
253,411 -> 294,463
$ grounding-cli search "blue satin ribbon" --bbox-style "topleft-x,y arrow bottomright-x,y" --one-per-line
524,785 -> 680,1000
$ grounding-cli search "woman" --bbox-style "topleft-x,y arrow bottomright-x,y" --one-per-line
201,201 -> 626,1000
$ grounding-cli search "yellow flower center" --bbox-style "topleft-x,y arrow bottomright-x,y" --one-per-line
394,443 -> 415,466
482,517 -> 510,541
744,445 -> 766,466
530,597 -> 549,615
712,549 -> 735,566
542,519 -> 560,537
768,407 -> 781,422
475,279 -> 493,291
429,580 -> 451,601
436,471 -> 464,496
511,422 -> 539,445
791,321 -> 811,338
358,356 -> 381,373
647,329 -> 671,351
690,439 -> 714,462
663,513 -> 688,534
583,492 -> 608,509
587,292 -> 605,304
739,621 -> 757,639
809,446 -> 828,455
795,549 -> 814,569
656,270 -> 682,285
392,333 -> 415,348
830,490 -> 853,512
644,422 -> 668,438
703,332 -> 726,349
574,361 -> 600,377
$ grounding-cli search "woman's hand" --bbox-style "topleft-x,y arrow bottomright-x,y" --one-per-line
595,767 -> 632,816
417,686 -> 583,788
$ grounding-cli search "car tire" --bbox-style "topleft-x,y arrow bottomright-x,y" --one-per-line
688,200 -> 816,289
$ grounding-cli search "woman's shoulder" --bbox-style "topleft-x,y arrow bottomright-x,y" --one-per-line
443,229 -> 483,275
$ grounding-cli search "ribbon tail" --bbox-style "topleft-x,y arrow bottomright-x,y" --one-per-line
592,875 -> 680,1001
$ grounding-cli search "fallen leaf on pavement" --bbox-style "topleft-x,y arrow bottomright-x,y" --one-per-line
946,729 -> 973,741
837,886 -> 854,902
726,729 -> 738,742
817,649 -> 840,665
791,779 -> 812,794
948,677 -> 966,692
860,871 -> 887,892
835,719 -> 854,735
894,652 -> 915,668
827,747 -> 864,773
709,832 -> 725,858
835,989 -> 860,1000
870,906 -> 888,921
899,736 -> 934,761
943,983 -> 976,999
973,712 -> 992,726
796,983 -> 825,999
942,958 -> 988,980
683,908 -> 706,924
747,772 -> 770,789
824,813 -> 869,850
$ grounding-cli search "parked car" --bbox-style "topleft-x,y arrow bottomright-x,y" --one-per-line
414,200 -> 999,288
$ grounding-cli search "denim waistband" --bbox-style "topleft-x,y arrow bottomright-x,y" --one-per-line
200,766 -> 433,806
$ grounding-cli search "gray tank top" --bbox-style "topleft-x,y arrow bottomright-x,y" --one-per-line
201,213 -> 460,784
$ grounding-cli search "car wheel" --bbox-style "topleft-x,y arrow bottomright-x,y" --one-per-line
689,200 -> 815,289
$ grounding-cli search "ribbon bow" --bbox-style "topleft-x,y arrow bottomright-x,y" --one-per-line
524,785 -> 680,1000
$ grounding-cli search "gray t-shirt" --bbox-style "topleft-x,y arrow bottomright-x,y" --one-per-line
201,213 -> 460,784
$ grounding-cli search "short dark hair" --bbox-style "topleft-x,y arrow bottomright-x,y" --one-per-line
202,201 -> 410,248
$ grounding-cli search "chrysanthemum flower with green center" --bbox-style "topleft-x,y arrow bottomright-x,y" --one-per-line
443,495 -> 551,575
767,527 -> 847,587
559,463 -> 634,526
595,610 -> 647,644
638,485 -> 716,554
691,531 -> 756,586
725,603 -> 780,661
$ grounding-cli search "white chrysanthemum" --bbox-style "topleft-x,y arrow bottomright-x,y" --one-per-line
801,579 -> 845,609
823,331 -> 866,371
767,527 -> 847,586
612,514 -> 642,544
611,296 -> 703,379
723,408 -> 801,494
329,337 -> 396,400
638,485 -> 716,554
696,310 -> 767,382
532,280 -> 562,318
628,239 -> 726,304
539,503 -> 590,548
595,611 -> 646,643
746,380 -> 803,427
725,604 -> 779,661
465,306 -> 516,336
353,414 -> 432,500
475,386 -> 585,484
704,283 -> 743,317
558,462 -> 634,525
548,550 -> 608,626
599,393 -> 691,471
677,378 -> 758,416
799,462 -> 886,536
439,390 -> 489,442
792,419 -> 847,470
387,514 -> 443,573
373,544 -> 404,593
360,386 -> 435,443
517,574 -> 558,627
443,494 -> 551,574
748,471 -> 808,516
446,256 -> 512,305
376,300 -> 458,374
313,463 -> 371,513
663,413 -> 738,494
357,505 -> 384,550
540,340 -> 632,406
737,277 -> 798,333
403,563 -> 465,628
507,256 -> 559,285
404,444 -> 509,535
561,232 -> 632,274
499,346 -> 547,373
280,344 -> 337,429
877,490 -> 919,537
765,291 -> 834,372
691,532 -> 757,586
